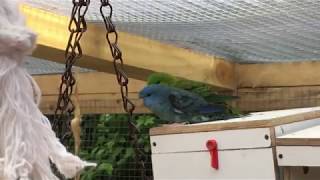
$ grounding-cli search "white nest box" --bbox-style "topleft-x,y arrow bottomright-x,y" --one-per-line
150,107 -> 320,180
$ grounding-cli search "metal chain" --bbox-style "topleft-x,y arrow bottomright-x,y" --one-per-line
53,0 -> 90,142
100,1 -> 150,179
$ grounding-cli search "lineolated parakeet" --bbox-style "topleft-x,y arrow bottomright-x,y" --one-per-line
139,84 -> 237,124
147,72 -> 241,115
147,72 -> 237,103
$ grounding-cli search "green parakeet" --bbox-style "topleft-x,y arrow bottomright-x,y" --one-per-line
147,72 -> 241,115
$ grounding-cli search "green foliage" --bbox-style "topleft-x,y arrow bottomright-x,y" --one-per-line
79,114 -> 159,179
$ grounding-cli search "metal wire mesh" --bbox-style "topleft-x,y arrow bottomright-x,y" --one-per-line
25,57 -> 93,75
47,113 -> 156,180
24,0 -> 320,63
37,82 -> 320,180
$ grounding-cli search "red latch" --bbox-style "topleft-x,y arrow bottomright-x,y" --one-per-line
206,139 -> 219,170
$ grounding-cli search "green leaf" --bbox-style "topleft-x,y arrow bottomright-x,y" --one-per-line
118,137 -> 126,143
106,141 -> 115,149
79,151 -> 90,158
97,163 -> 113,175
90,147 -> 100,158
79,113 -> 159,179
124,148 -> 135,159
96,136 -> 106,145
136,119 -> 145,128
116,158 -> 127,166
95,149 -> 106,159
111,147 -> 123,160
80,166 -> 97,180
144,145 -> 151,153
143,120 -> 153,128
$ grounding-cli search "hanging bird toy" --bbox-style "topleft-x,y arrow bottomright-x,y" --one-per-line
0,0 -> 95,179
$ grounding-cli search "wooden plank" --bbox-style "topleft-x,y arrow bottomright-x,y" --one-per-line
269,128 -> 280,180
283,167 -> 291,180
152,148 -> 276,180
40,94 -> 149,114
237,61 -> 320,88
277,146 -> 320,166
33,72 -> 150,114
21,5 -> 236,90
34,73 -> 320,113
33,72 -> 146,95
35,74 -> 320,114
277,138 -> 320,146
150,107 -> 320,135
151,128 -> 271,154
284,167 -> 320,180
236,86 -> 320,112
276,125 -> 320,146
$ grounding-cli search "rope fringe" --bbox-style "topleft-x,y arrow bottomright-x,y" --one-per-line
0,0 -> 95,179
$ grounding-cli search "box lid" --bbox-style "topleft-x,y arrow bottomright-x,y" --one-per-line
277,124 -> 320,146
150,107 -> 320,136
277,125 -> 320,166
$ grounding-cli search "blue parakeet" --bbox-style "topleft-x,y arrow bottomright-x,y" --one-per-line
139,84 -> 236,123
147,72 -> 238,103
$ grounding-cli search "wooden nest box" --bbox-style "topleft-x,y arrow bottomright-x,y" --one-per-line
150,107 -> 320,180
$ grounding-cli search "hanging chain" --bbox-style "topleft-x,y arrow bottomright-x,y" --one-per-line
53,0 -> 90,142
100,1 -> 150,179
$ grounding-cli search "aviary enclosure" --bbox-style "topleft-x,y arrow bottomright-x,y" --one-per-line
1,0 -> 320,180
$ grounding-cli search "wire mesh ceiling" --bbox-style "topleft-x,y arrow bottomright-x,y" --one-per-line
25,57 -> 93,75
24,0 -> 320,63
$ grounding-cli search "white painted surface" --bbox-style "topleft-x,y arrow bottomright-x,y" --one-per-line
152,148 -> 276,180
150,107 -> 320,179
277,146 -> 320,166
191,107 -> 320,126
275,118 -> 320,137
278,124 -> 320,139
151,128 -> 271,154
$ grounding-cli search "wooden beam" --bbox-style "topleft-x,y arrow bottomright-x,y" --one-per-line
237,61 -> 320,88
34,72 -> 146,95
40,94 -> 149,115
236,86 -> 320,112
150,107 -> 320,135
21,5 -> 236,90
277,138 -> 320,146
34,73 -> 320,114
33,72 -> 149,114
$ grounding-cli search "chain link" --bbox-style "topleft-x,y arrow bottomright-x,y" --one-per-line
52,0 -> 149,178
53,0 -> 90,142
100,1 -> 151,179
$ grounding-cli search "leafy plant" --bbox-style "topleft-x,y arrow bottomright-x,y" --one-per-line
79,114 -> 160,179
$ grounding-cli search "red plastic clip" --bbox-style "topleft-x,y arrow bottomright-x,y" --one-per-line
206,139 -> 219,170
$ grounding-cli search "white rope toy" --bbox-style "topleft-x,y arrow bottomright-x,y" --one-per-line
0,0 -> 96,179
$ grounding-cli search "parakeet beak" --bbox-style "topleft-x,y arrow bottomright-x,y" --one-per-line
138,91 -> 145,99
139,91 -> 150,99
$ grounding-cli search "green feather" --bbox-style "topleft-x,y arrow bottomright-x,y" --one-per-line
148,73 -> 237,102
147,73 -> 177,86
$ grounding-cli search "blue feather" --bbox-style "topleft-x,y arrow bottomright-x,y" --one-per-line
139,84 -> 237,123
199,104 -> 225,114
